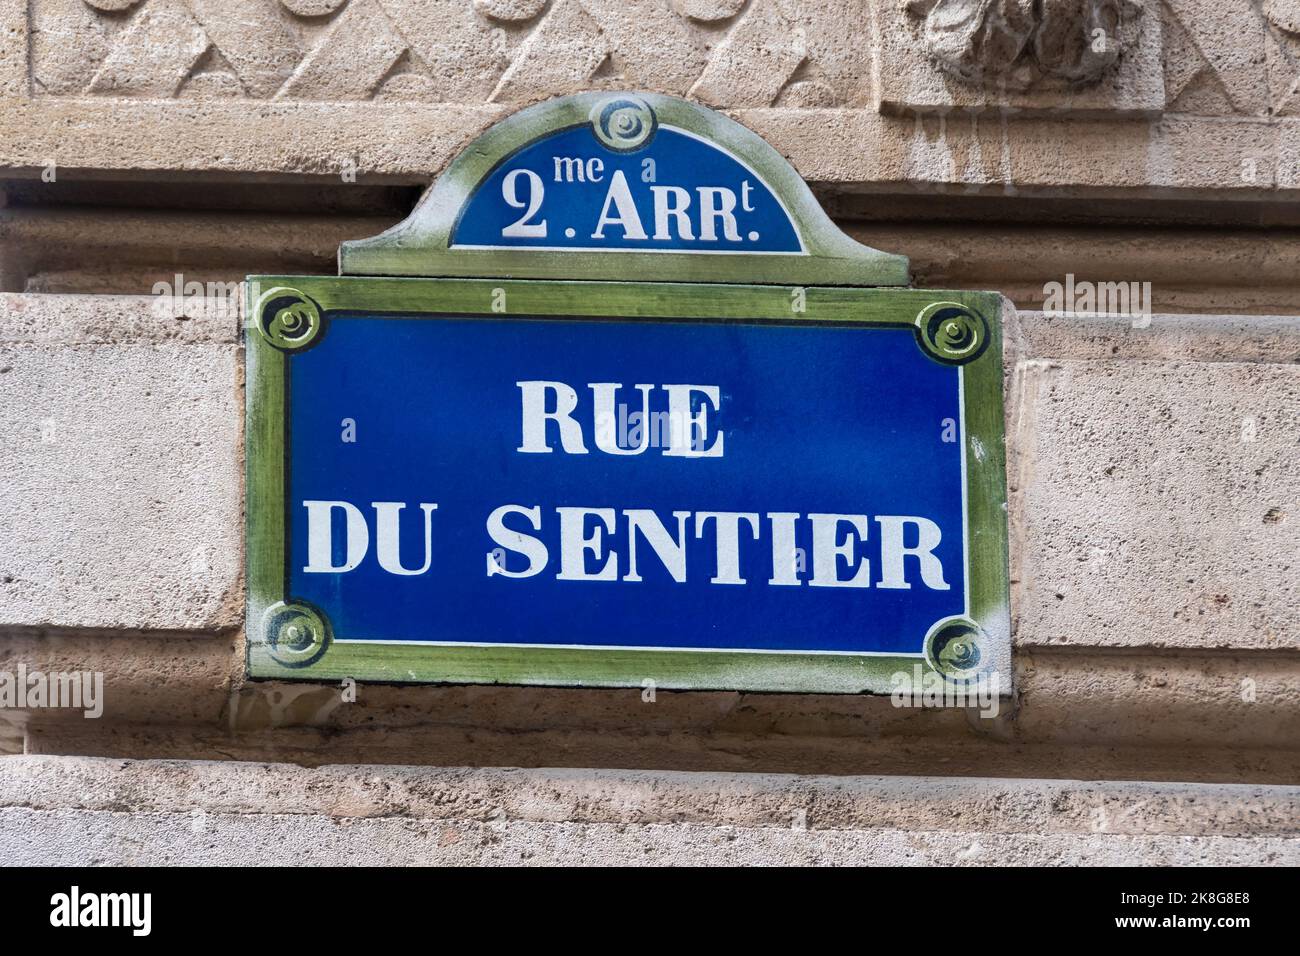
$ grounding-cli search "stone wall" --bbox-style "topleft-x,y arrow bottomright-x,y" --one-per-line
7,0 -> 1300,195
3,758 -> 1297,865
0,0 -> 1297,864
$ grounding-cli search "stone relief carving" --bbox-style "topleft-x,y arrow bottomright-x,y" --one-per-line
904,0 -> 1143,91
23,0 -> 1297,117
1264,0 -> 1300,115
1160,0 -> 1300,117
1264,0 -> 1300,35
29,0 -> 855,107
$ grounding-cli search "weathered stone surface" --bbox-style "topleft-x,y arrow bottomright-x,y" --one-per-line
4,97 -> 1298,198
0,296 -> 241,633
3,0 -> 1299,195
884,0 -> 1164,114
24,0 -> 865,106
286,0 -> 509,102
690,0 -> 806,108
0,206 -> 395,295
7,806 -> 1295,865
10,207 -> 1300,316
0,292 -> 238,344
749,109 -> 1294,197
1165,0 -> 1271,115
5,756 -> 1298,834
1004,309 -> 1300,364
1010,356 -> 1298,650
18,0 -> 1293,115
1012,648 -> 1300,752
0,294 -> 1294,778
0,758 -> 1295,864
851,223 -> 1300,318
6,633 -> 1298,779
1,0 -> 1296,865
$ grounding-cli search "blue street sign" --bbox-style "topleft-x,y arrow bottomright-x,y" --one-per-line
290,315 -> 963,654
247,92 -> 1009,694
451,121 -> 804,254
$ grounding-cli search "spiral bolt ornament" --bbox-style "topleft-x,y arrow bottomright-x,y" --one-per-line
589,95 -> 657,152
924,616 -> 987,680
256,287 -> 326,352
914,301 -> 989,365
262,600 -> 332,667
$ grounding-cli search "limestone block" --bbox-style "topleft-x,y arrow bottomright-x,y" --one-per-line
0,206 -> 395,294
1006,309 -> 1300,364
2,757 -> 1295,836
28,0 -> 113,97
1012,648 -> 1300,750
285,0 -> 507,102
10,806 -> 1299,864
1010,357 -> 1298,650
849,223 -> 1300,317
689,0 -> 807,108
7,629 -> 1297,776
0,757 -> 1295,864
1147,115 -> 1282,190
1,90 -> 1297,199
739,108 -> 1294,197
0,295 -> 241,632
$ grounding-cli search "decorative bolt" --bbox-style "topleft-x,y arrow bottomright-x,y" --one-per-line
914,301 -> 989,365
256,286 -> 325,352
925,616 -> 986,681
590,95 -> 657,152
262,600 -> 332,667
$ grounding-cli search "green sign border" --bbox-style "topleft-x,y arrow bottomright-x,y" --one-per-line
245,278 -> 1009,694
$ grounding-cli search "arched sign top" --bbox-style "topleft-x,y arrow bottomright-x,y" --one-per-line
340,92 -> 910,286
451,123 -> 805,255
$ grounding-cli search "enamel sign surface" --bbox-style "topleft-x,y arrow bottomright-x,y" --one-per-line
245,93 -> 1010,694
451,112 -> 802,254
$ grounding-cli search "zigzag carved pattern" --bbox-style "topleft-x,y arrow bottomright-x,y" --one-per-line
29,0 -> 858,107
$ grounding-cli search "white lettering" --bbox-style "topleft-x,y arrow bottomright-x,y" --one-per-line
303,500 -> 369,573
372,502 -> 437,576
592,170 -> 647,241
485,505 -> 548,578
876,515 -> 950,590
517,381 -> 589,454
809,513 -> 871,588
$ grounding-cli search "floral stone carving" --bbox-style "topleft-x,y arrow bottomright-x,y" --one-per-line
905,0 -> 1144,91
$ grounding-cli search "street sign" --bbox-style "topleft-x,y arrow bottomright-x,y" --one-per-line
245,92 -> 1009,694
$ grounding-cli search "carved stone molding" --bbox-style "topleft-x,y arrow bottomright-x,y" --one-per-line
5,0 -> 1300,190
21,0 -> 1300,117
27,0 -> 866,108
1265,0 -> 1300,36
